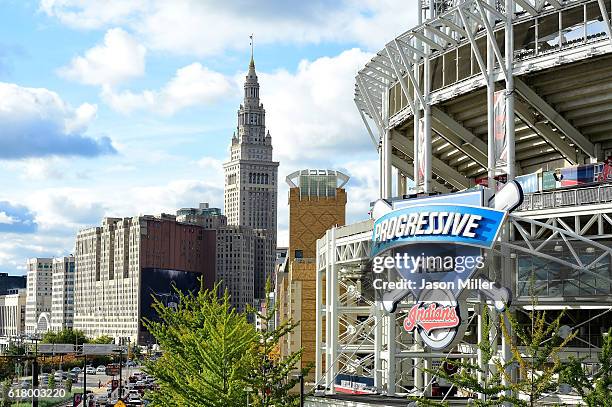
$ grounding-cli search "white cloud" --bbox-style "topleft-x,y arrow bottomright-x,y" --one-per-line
0,212 -> 16,224
102,63 -> 232,115
0,82 -> 114,159
22,158 -> 65,181
39,0 -> 146,30
258,48 -> 374,163
58,28 -> 146,87
40,0 -> 418,56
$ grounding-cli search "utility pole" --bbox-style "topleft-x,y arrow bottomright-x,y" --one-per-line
31,335 -> 39,407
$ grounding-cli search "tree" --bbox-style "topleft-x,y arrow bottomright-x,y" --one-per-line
89,335 -> 114,344
410,290 -> 574,406
499,289 -> 575,407
0,378 -> 11,407
65,376 -> 73,393
245,281 -> 310,407
41,329 -> 87,345
143,282 -> 256,407
129,344 -> 142,360
48,372 -> 56,390
409,306 -> 518,407
561,328 -> 612,407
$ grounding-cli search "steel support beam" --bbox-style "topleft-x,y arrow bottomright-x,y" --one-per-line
393,39 -> 426,107
597,0 -> 612,43
514,101 -> 577,164
384,46 -> 416,113
395,37 -> 426,59
393,132 -> 469,189
356,102 -> 380,148
515,78 -> 596,158
476,0 -> 509,81
391,155 -> 451,193
514,0 -> 538,15
458,8 -> 488,79
356,76 -> 384,137
432,107 -> 488,155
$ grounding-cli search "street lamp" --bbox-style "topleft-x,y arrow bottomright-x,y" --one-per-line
28,333 -> 41,407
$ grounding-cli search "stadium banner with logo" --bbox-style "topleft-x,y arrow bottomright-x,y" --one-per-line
369,184 -> 522,350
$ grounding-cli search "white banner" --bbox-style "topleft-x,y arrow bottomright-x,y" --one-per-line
418,117 -> 425,187
494,90 -> 507,173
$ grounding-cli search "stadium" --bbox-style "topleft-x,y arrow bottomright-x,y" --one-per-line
309,0 -> 612,405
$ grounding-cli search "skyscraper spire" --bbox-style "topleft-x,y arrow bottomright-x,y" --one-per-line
244,35 -> 259,106
249,34 -> 254,68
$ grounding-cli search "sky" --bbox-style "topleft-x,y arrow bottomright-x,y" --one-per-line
0,0 -> 419,275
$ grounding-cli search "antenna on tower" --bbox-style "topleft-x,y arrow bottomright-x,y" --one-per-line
249,34 -> 254,61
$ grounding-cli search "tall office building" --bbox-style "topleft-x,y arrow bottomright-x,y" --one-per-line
74,215 -> 216,344
24,258 -> 53,334
216,226 -> 255,314
176,203 -> 227,229
50,256 -> 75,331
0,273 -> 26,295
0,289 -> 26,339
278,170 -> 349,375
223,55 -> 278,301
177,204 -> 276,314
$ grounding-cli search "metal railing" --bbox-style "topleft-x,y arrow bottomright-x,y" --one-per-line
517,184 -> 612,211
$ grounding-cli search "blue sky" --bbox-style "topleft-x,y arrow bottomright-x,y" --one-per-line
0,0 -> 418,274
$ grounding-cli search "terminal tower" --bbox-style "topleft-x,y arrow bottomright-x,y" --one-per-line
223,52 -> 279,299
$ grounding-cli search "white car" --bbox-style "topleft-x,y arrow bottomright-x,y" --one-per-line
96,365 -> 106,374
86,366 -> 96,375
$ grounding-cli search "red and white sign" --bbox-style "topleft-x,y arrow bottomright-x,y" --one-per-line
403,302 -> 460,334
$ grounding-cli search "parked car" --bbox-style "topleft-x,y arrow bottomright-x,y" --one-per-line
86,366 -> 96,375
71,366 -> 82,374
125,360 -> 137,367
96,365 -> 106,374
54,370 -> 67,380
19,380 -> 30,389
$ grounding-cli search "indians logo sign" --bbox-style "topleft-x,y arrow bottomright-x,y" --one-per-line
403,303 -> 460,334
370,185 -> 522,350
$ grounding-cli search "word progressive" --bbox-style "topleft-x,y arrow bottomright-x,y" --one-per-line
373,211 -> 483,244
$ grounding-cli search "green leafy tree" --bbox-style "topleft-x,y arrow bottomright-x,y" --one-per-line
89,335 -> 114,344
143,282 -> 256,407
48,372 -> 55,390
129,344 -> 142,360
5,343 -> 25,356
561,328 -> 612,407
410,292 -> 574,406
0,378 -> 11,407
41,329 -> 88,345
245,281 -> 310,407
499,288 -> 575,407
409,306 -> 518,407
65,376 -> 73,393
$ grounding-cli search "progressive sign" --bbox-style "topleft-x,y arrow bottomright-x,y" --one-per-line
370,187 -> 519,350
